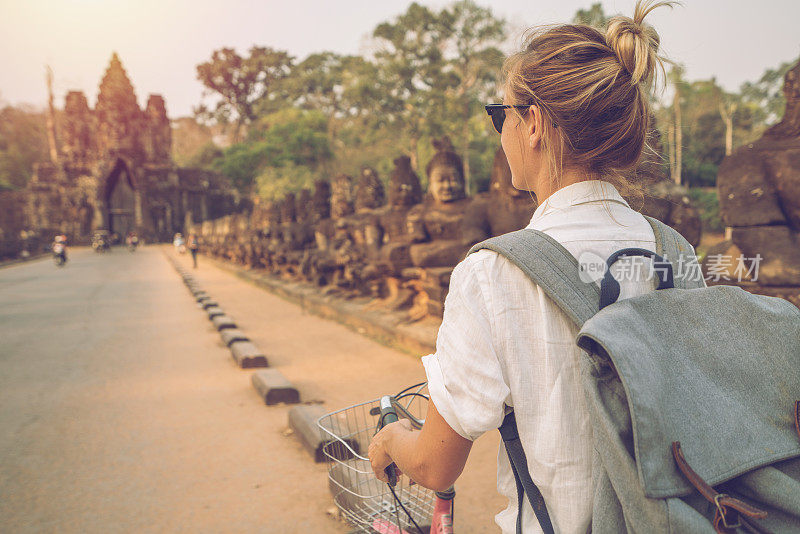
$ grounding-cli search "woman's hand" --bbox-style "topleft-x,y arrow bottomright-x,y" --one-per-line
367,400 -> 472,491
368,418 -> 415,484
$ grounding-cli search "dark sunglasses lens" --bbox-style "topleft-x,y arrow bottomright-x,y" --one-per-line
490,108 -> 505,134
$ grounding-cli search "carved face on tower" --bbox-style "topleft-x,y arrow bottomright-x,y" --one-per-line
425,138 -> 466,204
355,167 -> 385,212
388,156 -> 422,208
330,174 -> 354,219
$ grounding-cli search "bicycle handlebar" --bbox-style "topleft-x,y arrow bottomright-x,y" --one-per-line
379,395 -> 400,487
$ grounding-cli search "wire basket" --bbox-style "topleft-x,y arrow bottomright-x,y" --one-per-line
318,390 -> 433,533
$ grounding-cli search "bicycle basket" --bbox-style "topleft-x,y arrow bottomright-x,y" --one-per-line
318,389 -> 433,533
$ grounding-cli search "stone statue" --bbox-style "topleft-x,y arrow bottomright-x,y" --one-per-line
404,138 -> 491,317
376,156 -> 423,274
483,146 -> 537,236
406,138 -> 489,267
307,175 -> 357,288
712,59 -> 800,306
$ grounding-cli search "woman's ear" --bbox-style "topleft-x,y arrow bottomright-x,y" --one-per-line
527,105 -> 544,149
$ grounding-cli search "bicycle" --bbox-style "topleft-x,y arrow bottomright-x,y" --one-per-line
318,382 -> 455,534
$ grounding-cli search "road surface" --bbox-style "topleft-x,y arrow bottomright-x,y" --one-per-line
0,246 -> 503,532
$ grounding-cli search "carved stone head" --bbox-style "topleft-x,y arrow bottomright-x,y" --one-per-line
331,174 -> 354,219
312,179 -> 331,221
767,59 -> 800,138
297,188 -> 312,223
270,200 -> 283,226
425,137 -> 466,203
281,192 -> 296,223
388,156 -> 422,208
784,60 -> 800,103
489,147 -> 525,199
355,167 -> 385,212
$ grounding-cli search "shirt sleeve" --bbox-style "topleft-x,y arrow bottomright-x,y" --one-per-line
421,253 -> 510,442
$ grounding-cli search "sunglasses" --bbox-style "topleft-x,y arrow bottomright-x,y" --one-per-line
485,104 -> 558,134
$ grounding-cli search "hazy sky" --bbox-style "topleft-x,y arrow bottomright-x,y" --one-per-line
1,0 -> 798,118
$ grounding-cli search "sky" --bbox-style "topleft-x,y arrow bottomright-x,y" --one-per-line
1,0 -> 799,118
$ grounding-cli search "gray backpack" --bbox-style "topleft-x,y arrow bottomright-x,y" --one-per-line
469,215 -> 800,534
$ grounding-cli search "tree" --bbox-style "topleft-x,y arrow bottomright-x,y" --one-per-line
573,2 -> 609,27
667,65 -> 685,185
368,2 -> 454,171
740,57 -> 798,132
195,46 -> 294,142
212,108 -> 331,196
714,82 -> 738,156
0,104 -> 48,190
440,0 -> 506,193
280,52 -> 381,155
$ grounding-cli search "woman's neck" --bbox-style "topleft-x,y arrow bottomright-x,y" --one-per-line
533,167 -> 593,205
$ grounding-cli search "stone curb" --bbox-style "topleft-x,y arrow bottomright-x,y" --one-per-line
212,314 -> 237,331
196,255 -> 436,356
252,369 -> 299,405
220,329 -> 249,347
206,306 -> 224,319
230,341 -> 268,368
288,405 -> 358,463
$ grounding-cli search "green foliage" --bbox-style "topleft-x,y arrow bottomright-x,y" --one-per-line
211,108 -> 331,196
686,187 -> 723,233
740,58 -> 797,125
256,161 -> 318,201
195,46 -> 294,141
0,105 -> 48,190
573,2 -> 609,27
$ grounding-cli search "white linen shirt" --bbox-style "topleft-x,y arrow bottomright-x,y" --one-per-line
421,179 -> 696,534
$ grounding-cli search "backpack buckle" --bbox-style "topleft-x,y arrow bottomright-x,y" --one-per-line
713,494 -> 741,530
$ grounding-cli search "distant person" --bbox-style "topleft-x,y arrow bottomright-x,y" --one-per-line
188,233 -> 199,268
126,232 -> 139,252
173,233 -> 185,254
52,234 -> 67,266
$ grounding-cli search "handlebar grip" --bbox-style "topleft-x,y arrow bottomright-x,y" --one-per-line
379,396 -> 399,487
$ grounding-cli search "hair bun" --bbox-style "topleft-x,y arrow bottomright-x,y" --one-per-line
605,0 -> 675,86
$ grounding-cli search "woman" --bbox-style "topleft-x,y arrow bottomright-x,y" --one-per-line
368,1 -> 689,533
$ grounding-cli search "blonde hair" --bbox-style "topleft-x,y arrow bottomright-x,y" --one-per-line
502,0 -> 678,208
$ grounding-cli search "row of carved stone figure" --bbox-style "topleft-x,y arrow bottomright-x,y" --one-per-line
196,138 -> 703,319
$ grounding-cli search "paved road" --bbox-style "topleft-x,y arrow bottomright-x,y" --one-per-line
0,246 -> 503,533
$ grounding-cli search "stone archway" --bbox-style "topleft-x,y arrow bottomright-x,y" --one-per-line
104,159 -> 136,237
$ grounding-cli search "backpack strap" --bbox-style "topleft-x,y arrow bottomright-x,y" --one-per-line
468,228 -> 600,329
641,214 -> 705,290
499,411 -> 555,534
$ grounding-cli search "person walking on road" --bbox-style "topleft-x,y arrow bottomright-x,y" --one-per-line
188,233 -> 199,269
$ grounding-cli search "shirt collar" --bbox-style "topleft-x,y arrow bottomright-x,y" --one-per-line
526,179 -> 630,228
